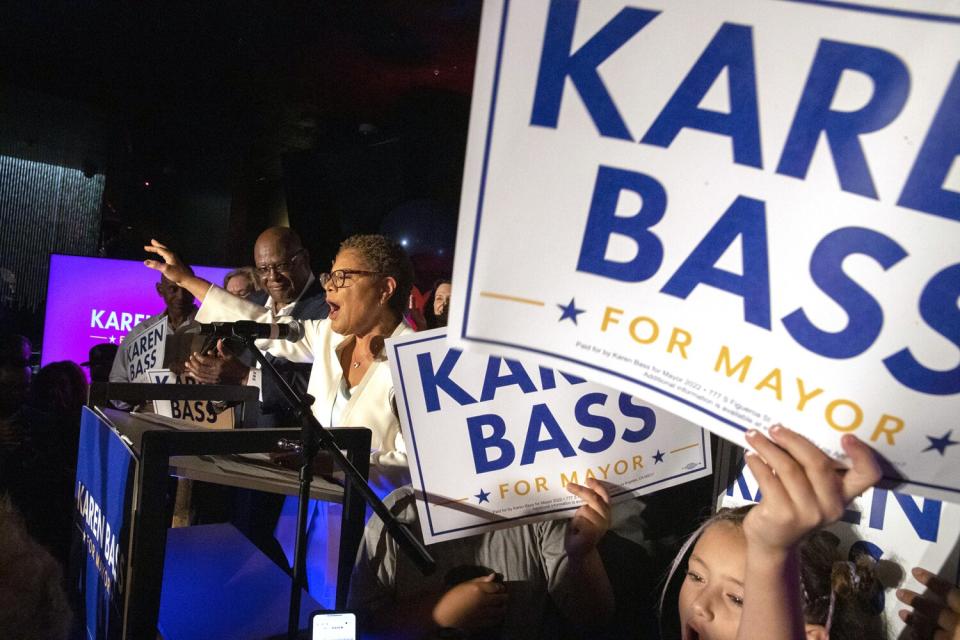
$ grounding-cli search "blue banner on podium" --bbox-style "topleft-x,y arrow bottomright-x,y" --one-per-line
75,407 -> 135,640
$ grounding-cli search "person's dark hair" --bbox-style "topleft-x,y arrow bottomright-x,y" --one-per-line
800,530 -> 885,639
0,334 -> 30,368
0,494 -> 72,640
339,234 -> 414,318
660,505 -> 885,638
30,361 -> 88,418
424,278 -> 452,329
0,334 -> 31,417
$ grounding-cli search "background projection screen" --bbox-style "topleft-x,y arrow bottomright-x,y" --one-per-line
42,254 -> 233,367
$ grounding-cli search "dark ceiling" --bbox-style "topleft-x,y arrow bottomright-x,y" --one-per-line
0,1 -> 481,269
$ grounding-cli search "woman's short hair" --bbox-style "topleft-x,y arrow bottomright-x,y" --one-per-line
222,266 -> 262,291
339,234 -> 414,318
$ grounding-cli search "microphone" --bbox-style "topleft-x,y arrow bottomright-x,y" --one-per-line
199,319 -> 304,342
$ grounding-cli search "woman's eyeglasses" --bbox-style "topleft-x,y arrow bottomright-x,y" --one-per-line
318,269 -> 381,288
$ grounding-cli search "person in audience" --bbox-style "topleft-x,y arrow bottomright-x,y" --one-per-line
0,495 -> 72,640
0,335 -> 36,495
28,358 -> 87,469
661,426 -> 884,640
81,343 -> 118,383
25,360 -> 87,565
30,361 -> 87,423
144,233 -> 414,606
348,478 -> 614,639
109,273 -> 199,384
424,279 -> 451,329
0,334 -> 31,426
0,338 -> 74,566
223,266 -> 261,299
897,566 -> 960,640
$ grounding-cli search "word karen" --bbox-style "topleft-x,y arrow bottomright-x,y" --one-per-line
90,309 -> 150,332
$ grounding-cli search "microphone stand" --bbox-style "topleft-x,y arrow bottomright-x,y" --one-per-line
231,334 -> 436,640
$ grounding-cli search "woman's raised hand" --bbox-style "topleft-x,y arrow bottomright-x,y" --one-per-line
143,239 -> 194,284
742,425 -> 882,553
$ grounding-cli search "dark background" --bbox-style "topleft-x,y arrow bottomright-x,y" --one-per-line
0,1 -> 482,343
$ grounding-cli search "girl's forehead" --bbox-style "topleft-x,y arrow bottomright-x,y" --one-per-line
693,521 -> 747,568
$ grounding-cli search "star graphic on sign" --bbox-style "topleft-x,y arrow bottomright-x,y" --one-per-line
653,450 -> 665,464
109,335 -> 116,344
923,430 -> 959,455
556,298 -> 586,325
474,489 -> 491,504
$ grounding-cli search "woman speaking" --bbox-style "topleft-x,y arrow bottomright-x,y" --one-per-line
144,233 -> 415,605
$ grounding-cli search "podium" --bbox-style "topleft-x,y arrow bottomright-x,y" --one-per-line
77,401 -> 371,639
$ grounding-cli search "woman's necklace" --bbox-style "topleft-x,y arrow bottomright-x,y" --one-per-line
351,347 -> 366,370
351,333 -> 384,372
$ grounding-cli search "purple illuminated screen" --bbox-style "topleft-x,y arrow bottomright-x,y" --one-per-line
42,254 -> 233,367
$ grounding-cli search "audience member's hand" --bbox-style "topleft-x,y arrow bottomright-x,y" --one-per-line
564,477 -> 611,561
433,574 -> 508,632
897,566 -> 960,640
143,239 -> 194,284
184,339 -> 249,385
742,425 -> 881,554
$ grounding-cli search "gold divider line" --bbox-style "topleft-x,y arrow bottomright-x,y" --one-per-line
479,291 -> 546,307
670,443 -> 700,454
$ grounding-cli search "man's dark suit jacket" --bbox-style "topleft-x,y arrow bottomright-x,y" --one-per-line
247,279 -> 328,427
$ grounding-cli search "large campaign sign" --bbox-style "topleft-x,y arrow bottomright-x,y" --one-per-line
75,407 -> 136,640
448,0 -> 960,501
721,466 -> 960,637
388,329 -> 711,544
42,254 -> 231,368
